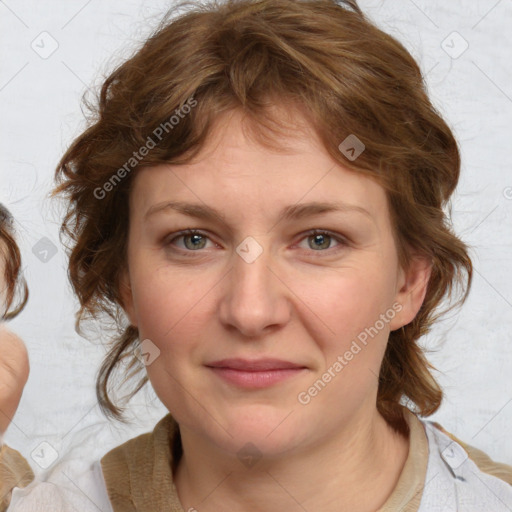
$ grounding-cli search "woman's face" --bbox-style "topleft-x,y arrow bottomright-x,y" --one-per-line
120,108 -> 430,457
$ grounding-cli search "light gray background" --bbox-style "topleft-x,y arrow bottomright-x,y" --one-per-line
1,0 -> 511,476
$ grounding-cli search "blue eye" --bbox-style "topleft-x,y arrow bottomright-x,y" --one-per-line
298,229 -> 347,253
167,230 -> 212,251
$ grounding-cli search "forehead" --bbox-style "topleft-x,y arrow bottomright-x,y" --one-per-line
129,108 -> 387,222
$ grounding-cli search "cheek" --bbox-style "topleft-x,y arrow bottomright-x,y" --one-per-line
130,267 -> 210,413
299,269 -> 395,348
297,274 -> 395,408
130,264 -> 213,365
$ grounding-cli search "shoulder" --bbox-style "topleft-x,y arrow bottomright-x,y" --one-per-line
0,443 -> 34,511
100,413 -> 177,470
99,413 -> 179,508
416,417 -> 512,511
429,420 -> 512,486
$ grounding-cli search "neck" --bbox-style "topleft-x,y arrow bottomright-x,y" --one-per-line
173,407 -> 409,512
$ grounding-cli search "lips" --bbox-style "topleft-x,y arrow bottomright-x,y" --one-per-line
206,358 -> 308,389
205,358 -> 306,371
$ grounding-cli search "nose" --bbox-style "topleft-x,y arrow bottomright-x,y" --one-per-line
218,238 -> 291,338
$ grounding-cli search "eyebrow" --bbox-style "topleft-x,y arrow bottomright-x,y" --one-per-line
144,200 -> 373,225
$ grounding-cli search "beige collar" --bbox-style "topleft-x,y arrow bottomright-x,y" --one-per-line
378,407 -> 429,511
101,406 -> 429,512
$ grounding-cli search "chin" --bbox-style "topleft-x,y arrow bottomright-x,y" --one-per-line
207,407 -> 305,456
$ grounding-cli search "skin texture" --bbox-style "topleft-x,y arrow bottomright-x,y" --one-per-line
120,107 -> 432,511
0,325 -> 29,436
0,242 -> 30,437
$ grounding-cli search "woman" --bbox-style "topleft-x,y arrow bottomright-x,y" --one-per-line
1,0 -> 511,510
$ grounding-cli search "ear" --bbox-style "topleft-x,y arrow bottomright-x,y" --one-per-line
118,267 -> 138,327
389,255 -> 432,331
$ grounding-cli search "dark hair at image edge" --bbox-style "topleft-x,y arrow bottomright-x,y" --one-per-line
0,204 -> 29,320
50,0 -> 473,436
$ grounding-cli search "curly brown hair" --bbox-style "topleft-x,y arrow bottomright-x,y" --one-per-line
0,204 -> 29,320
50,0 -> 472,435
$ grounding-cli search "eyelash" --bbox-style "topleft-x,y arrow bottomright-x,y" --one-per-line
164,229 -> 349,257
